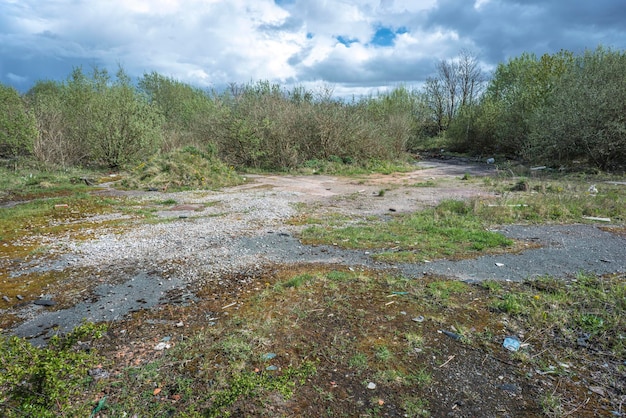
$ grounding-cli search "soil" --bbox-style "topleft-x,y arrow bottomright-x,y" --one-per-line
2,159 -> 625,417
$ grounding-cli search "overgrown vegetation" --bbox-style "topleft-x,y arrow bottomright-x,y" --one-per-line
449,47 -> 626,170
1,46 -> 624,176
2,269 -> 622,416
0,322 -> 106,417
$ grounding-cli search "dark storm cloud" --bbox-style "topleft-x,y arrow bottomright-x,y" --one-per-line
424,0 -> 626,64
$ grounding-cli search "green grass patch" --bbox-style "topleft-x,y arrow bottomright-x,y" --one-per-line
300,199 -> 513,262
479,177 -> 625,225
297,157 -> 417,176
0,165 -> 100,202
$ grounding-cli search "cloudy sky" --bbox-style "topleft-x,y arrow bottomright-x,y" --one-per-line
1,0 -> 625,96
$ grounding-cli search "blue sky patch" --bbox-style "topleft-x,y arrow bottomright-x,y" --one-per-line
337,35 -> 358,46
370,26 -> 408,47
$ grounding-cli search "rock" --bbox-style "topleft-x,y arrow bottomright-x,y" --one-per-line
2,295 -> 10,303
16,295 -> 24,300
412,316 -> 425,323
589,386 -> 605,396
367,382 -> 377,390
154,342 -> 171,351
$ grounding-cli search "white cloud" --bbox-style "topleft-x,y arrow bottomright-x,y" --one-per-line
1,0 -> 625,94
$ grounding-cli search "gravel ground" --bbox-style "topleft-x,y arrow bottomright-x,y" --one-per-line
6,160 -> 626,345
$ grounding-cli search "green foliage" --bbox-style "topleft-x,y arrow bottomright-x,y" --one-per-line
25,67 -> 164,168
526,47 -> 626,169
0,322 -> 106,417
0,83 -> 37,168
122,146 -> 244,190
449,47 -> 625,170
205,362 -> 316,417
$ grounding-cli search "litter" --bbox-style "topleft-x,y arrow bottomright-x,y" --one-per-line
503,336 -> 521,351
582,216 -> 611,222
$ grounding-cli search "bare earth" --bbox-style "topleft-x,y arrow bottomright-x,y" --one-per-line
3,159 -> 625,417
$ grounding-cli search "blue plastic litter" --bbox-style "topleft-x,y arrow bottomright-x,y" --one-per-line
503,336 -> 521,351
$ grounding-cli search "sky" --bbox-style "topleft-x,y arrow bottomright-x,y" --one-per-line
1,0 -> 625,96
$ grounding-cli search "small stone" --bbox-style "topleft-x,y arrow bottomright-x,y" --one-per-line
498,383 -> 521,393
495,263 -> 505,267
154,342 -> 171,351
175,321 -> 184,327
89,368 -> 111,380
16,295 -> 24,300
589,386 -> 605,396
33,299 -> 56,306
367,382 -> 376,390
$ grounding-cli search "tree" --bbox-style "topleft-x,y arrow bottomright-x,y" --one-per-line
424,50 -> 484,134
25,80 -> 75,167
0,84 -> 37,168
527,47 -> 626,169
91,68 -> 164,167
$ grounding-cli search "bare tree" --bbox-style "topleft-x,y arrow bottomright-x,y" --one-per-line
424,50 -> 485,132
457,49 -> 484,108
437,59 -> 458,128
425,77 -> 447,133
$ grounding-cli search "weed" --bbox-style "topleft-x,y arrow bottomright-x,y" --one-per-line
481,280 -> 503,293
405,332 -> 424,350
540,392 -> 564,418
427,280 -> 469,301
348,352 -> 369,369
0,322 -> 106,417
491,293 -> 529,315
402,397 -> 431,417
282,273 -> 315,288
374,345 -> 393,362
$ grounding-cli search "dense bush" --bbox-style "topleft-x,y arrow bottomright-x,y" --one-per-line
0,84 -> 37,168
449,47 -> 625,169
2,47 -> 624,173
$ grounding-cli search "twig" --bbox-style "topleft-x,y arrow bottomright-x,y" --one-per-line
439,355 -> 455,368
564,397 -> 590,416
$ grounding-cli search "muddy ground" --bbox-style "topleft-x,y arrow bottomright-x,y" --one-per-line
1,159 -> 625,417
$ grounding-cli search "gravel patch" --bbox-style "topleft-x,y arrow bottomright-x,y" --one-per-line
5,162 -> 626,344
